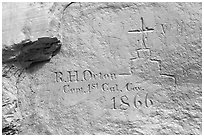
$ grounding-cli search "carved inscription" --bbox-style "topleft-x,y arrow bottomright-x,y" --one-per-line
62,82 -> 100,94
111,93 -> 153,110
54,69 -> 154,109
54,70 -> 116,83
128,17 -> 154,48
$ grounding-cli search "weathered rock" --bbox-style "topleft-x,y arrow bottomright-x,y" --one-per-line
2,2 -> 202,135
3,37 -> 61,69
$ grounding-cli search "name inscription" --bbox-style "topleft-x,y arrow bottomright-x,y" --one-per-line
54,70 -> 117,83
54,69 -> 153,109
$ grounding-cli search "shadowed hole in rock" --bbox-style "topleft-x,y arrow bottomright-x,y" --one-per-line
2,125 -> 18,135
2,37 -> 62,134
2,37 -> 61,73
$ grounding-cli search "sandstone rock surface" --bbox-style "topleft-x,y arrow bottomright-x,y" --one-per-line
2,2 -> 202,135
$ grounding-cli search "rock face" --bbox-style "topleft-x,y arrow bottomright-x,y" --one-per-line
3,37 -> 61,69
2,2 -> 202,135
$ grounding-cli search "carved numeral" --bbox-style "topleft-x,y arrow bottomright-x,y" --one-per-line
133,94 -> 142,108
111,93 -> 153,110
145,93 -> 153,107
111,97 -> 116,109
120,95 -> 130,110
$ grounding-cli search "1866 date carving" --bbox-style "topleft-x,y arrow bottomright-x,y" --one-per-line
111,93 -> 153,110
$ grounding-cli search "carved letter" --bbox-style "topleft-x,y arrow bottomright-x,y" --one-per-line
63,84 -> 69,93
67,70 -> 79,82
54,71 -> 63,82
125,82 -> 132,91
102,83 -> 108,91
110,73 -> 116,80
83,70 -> 92,81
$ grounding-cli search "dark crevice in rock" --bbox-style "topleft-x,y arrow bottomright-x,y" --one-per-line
2,37 -> 61,135
2,37 -> 61,70
2,124 -> 19,135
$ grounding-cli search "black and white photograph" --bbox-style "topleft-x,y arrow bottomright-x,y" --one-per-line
1,1 -> 202,135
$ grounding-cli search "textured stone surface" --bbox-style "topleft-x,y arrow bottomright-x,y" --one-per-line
2,2 -> 202,135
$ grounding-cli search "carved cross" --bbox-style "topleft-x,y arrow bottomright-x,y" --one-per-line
128,17 -> 154,48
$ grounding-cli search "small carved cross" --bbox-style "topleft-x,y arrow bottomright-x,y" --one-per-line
128,17 -> 154,48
